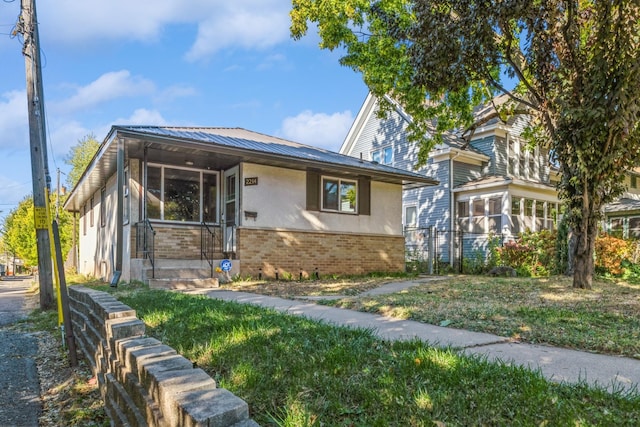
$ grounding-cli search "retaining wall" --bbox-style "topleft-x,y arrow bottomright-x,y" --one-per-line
68,286 -> 258,427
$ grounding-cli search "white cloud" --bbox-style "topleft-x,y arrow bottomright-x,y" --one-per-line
185,4 -> 290,62
0,90 -> 28,150
48,120 -> 96,159
39,0 -> 184,44
54,71 -> 155,113
38,0 -> 292,61
280,110 -> 354,152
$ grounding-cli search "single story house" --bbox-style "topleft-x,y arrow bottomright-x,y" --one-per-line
63,126 -> 437,286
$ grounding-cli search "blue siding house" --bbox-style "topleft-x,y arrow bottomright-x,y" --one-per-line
341,94 -> 561,267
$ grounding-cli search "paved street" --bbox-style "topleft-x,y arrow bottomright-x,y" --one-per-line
0,276 -> 41,427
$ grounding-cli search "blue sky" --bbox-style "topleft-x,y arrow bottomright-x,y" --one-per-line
0,0 -> 369,221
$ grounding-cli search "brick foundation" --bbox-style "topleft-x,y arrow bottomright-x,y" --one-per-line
237,227 -> 405,278
132,224 -> 204,260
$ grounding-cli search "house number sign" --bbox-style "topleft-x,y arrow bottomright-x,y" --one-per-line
244,177 -> 258,186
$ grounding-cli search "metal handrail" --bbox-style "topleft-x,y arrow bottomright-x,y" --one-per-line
201,222 -> 220,277
136,219 -> 156,278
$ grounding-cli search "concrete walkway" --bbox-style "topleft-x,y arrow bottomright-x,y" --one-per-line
199,279 -> 640,394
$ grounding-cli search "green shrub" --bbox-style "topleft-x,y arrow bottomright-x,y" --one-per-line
497,230 -> 557,277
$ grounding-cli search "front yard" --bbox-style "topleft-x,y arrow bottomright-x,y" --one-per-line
226,274 -> 640,358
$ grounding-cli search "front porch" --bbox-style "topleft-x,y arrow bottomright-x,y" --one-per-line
131,220 -> 239,289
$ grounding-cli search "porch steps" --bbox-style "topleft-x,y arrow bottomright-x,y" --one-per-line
145,259 -> 222,290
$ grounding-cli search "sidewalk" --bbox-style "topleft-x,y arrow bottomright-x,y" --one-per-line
199,280 -> 640,394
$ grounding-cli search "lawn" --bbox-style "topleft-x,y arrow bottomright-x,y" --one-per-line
312,275 -> 640,358
95,276 -> 640,426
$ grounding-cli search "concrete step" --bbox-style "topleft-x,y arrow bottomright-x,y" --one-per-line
148,277 -> 220,290
146,267 -> 213,280
153,258 -> 224,268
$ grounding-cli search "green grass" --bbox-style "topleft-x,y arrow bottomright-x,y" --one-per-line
323,276 -> 640,358
101,286 -> 640,426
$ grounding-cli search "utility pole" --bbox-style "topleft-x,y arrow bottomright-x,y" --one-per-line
18,0 -> 54,309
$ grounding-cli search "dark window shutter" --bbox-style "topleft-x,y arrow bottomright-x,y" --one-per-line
358,177 -> 371,215
306,171 -> 320,211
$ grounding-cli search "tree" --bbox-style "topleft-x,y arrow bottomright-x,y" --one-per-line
3,196 -> 38,267
65,134 -> 100,189
291,0 -> 640,289
1,194 -> 73,270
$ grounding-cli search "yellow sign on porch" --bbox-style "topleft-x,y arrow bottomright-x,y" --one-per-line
33,206 -> 48,229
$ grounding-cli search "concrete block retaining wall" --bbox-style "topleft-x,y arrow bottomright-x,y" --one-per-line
68,286 -> 258,427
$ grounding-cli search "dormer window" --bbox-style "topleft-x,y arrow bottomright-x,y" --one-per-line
371,146 -> 393,165
509,138 -> 540,181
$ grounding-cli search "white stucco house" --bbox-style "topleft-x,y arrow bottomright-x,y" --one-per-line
63,126 -> 437,286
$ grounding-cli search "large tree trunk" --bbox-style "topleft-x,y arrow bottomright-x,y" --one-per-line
571,213 -> 599,289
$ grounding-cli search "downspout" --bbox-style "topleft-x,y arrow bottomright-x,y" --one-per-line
112,135 -> 124,286
450,149 -> 461,267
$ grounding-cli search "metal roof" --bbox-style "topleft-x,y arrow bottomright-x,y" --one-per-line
64,125 -> 438,212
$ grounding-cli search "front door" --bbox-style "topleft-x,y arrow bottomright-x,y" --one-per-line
222,166 -> 239,255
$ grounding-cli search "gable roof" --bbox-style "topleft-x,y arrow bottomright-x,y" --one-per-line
64,125 -> 438,212
340,93 -> 487,159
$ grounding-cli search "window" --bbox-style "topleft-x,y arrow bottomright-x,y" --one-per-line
511,198 -> 521,215
535,200 -> 545,230
90,197 -> 94,227
405,206 -> 417,228
488,197 -> 502,232
371,146 -> 393,165
203,173 -> 218,223
472,199 -> 485,233
632,175 -> 637,189
322,177 -> 357,213
524,199 -> 534,231
546,203 -> 558,230
610,218 -> 624,238
457,201 -> 469,231
100,187 -> 106,227
529,153 -> 536,179
630,217 -> 640,238
164,168 -> 199,221
511,197 -> 522,234
508,139 -> 516,175
146,165 -> 219,223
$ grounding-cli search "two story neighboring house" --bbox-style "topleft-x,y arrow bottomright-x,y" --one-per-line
340,93 -> 561,268
604,173 -> 640,239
